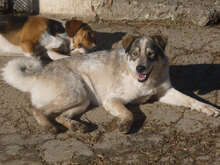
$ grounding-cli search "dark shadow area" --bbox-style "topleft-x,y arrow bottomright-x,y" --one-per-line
48,113 -> 98,134
127,104 -> 147,134
170,64 -> 220,108
170,64 -> 220,95
53,119 -> 98,134
94,31 -> 126,51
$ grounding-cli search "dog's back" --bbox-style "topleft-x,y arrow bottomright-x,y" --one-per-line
0,15 -> 28,34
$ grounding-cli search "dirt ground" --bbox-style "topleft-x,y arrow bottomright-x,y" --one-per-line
0,20 -> 220,165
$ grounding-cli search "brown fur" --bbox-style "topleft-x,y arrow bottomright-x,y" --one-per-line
1,17 -> 48,56
65,19 -> 84,37
0,16 -> 95,59
72,25 -> 95,50
21,17 -> 48,55
122,35 -> 138,53
151,35 -> 167,51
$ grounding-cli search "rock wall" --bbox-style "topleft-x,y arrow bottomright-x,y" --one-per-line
39,0 -> 220,26
39,0 -> 96,20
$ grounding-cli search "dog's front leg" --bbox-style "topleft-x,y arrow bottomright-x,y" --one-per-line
159,87 -> 220,117
103,98 -> 134,134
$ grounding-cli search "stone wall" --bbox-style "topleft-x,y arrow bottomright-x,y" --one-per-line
39,0 -> 220,26
39,0 -> 96,20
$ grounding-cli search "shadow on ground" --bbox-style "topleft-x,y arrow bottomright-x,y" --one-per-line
170,64 -> 220,107
94,31 -> 126,50
170,64 -> 220,94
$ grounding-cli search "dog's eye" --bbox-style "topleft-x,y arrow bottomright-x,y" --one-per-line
78,43 -> 83,48
88,32 -> 92,39
146,50 -> 155,60
148,51 -> 154,56
132,47 -> 139,57
132,51 -> 138,57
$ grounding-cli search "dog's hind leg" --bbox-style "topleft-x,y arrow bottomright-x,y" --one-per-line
55,99 -> 90,133
159,87 -> 220,117
33,109 -> 57,134
103,98 -> 134,134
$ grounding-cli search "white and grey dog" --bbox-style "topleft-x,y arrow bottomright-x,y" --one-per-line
1,35 -> 219,134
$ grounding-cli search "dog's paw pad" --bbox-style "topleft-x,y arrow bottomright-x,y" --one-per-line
71,124 -> 78,132
71,122 -> 87,133
119,121 -> 132,134
75,122 -> 87,133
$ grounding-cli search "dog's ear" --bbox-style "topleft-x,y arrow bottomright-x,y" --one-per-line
65,19 -> 84,37
151,35 -> 167,52
122,35 -> 138,53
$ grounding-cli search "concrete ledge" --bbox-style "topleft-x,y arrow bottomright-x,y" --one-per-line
39,0 -> 220,26
39,0 -> 96,21
92,0 -> 220,26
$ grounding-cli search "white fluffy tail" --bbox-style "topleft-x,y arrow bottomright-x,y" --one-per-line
1,57 -> 42,92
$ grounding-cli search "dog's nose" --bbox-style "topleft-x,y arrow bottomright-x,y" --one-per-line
136,65 -> 146,73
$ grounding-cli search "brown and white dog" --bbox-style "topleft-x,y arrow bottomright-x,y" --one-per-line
0,15 -> 96,60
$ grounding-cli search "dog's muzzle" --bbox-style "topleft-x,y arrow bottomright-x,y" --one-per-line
136,65 -> 154,82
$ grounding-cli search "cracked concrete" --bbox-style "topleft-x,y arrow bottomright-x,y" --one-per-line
39,0 -> 220,26
0,16 -> 220,164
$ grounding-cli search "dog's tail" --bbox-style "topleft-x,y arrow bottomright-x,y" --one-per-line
1,58 -> 42,92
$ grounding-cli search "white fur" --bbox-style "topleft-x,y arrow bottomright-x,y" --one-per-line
24,53 -> 32,57
71,47 -> 86,54
1,58 -> 42,92
0,34 -> 23,54
81,74 -> 100,106
70,43 -> 96,55
47,51 -> 69,60
30,79 -> 61,109
140,37 -> 149,55
159,87 -> 220,116
40,31 -> 65,50
70,40 -> 75,50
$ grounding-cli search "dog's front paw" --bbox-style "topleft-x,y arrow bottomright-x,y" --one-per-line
70,121 -> 87,133
195,103 -> 220,117
119,119 -> 133,134
202,106 -> 219,117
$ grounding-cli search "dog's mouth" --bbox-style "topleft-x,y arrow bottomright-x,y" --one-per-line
137,66 -> 154,82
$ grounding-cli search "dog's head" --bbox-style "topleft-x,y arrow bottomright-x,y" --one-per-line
65,19 -> 96,54
122,35 -> 167,82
